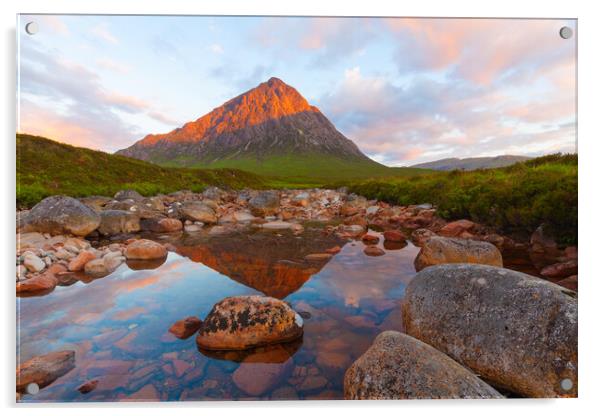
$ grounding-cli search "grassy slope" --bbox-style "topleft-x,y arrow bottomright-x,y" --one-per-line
343,154 -> 578,245
16,134 -> 268,208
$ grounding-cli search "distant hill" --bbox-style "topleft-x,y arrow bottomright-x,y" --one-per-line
116,77 -> 421,181
16,134 -> 266,208
411,155 -> 532,171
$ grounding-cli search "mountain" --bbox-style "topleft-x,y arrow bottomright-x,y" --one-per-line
17,134 -> 266,208
116,77 -> 398,181
410,155 -> 532,171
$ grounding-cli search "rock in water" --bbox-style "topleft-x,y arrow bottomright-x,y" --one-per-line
169,316 -> 202,339
414,236 -> 503,271
344,331 -> 502,400
179,201 -> 217,224
21,196 -> 100,236
196,295 -> 304,350
16,350 -> 76,393
402,264 -> 577,397
125,239 -> 167,260
233,353 -> 294,396
98,210 -> 141,235
249,191 -> 280,217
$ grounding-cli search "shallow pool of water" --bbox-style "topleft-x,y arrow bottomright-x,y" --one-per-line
17,224 -> 421,402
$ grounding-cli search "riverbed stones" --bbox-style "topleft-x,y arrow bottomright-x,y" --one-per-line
21,196 -> 101,236
84,258 -> 111,278
67,250 -> 97,272
402,264 -> 578,397
169,316 -> 202,339
114,189 -> 144,202
438,219 -> 476,237
249,191 -> 280,217
414,236 -> 503,271
16,350 -> 76,393
98,210 -> 141,236
179,201 -> 217,224
344,331 -> 502,400
125,239 -> 167,260
23,253 -> 45,272
196,295 -> 304,350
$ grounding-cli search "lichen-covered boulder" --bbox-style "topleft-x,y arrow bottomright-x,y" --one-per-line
98,210 -> 141,235
414,236 -> 503,271
196,295 -> 304,350
344,331 -> 502,399
402,264 -> 578,397
16,350 -> 75,393
21,196 -> 100,236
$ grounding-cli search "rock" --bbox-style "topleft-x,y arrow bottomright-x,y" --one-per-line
344,331 -> 502,399
180,201 -> 217,224
364,246 -> 385,256
196,295 -> 304,350
103,253 -> 125,272
184,224 -> 203,233
540,260 -> 578,279
140,217 -> 183,233
16,350 -> 75,393
54,248 -> 75,260
557,275 -> 578,291
366,206 -> 380,215
79,195 -> 112,211
402,264 -> 578,398
249,191 -> 280,217
23,253 -> 45,272
324,246 -> 341,255
17,232 -> 47,250
77,379 -> 99,394
297,375 -> 329,392
98,210 -> 141,236
233,355 -> 293,396
125,239 -> 167,260
16,265 -> 28,281
411,228 -> 436,246
22,196 -> 101,236
262,221 -> 293,230
292,192 -> 310,207
84,258 -> 110,277
16,265 -> 65,294
304,253 -> 333,262
438,219 -> 476,237
414,237 -> 503,271
202,186 -> 226,201
361,233 -> 380,244
338,224 -> 365,238
383,230 -> 405,243
169,316 -> 202,339
68,250 -> 97,272
114,189 -> 144,201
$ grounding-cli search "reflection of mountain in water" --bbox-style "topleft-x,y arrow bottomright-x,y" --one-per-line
175,229 -> 346,298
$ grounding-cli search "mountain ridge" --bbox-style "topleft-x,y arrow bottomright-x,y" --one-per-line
410,155 -> 532,171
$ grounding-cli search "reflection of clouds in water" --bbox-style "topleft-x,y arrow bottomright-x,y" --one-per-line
315,240 -> 419,308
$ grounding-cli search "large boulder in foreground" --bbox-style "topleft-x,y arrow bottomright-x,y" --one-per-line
16,350 -> 75,393
414,236 -> 502,271
21,196 -> 100,236
344,331 -> 502,400
98,210 -> 141,235
196,295 -> 303,350
402,264 -> 577,398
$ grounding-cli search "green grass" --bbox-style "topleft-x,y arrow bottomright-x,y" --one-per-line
16,134 -> 268,209
342,154 -> 578,245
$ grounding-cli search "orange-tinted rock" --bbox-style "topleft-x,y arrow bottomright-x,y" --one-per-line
439,219 -> 476,237
324,245 -> 341,255
77,379 -> 99,394
361,233 -> 380,244
305,253 -> 333,262
557,275 -> 578,292
196,296 -> 304,350
168,316 -> 202,339
363,246 -> 385,257
411,228 -> 436,246
158,218 -> 183,232
383,230 -> 405,243
16,350 -> 75,393
16,264 -> 66,295
414,237 -> 502,271
68,250 -> 97,272
125,239 -> 167,260
540,260 -> 578,279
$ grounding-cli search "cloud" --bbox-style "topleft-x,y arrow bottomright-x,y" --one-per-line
37,15 -> 69,36
90,22 -> 118,44
209,43 -> 224,54
96,58 -> 131,74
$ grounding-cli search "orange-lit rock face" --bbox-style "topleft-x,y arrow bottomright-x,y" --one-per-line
175,229 -> 345,299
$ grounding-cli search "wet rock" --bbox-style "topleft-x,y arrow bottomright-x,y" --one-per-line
22,196 -> 101,236
16,350 -> 75,393
438,219 -> 476,237
98,210 -> 141,236
338,224 -> 365,238
68,250 -> 97,272
249,191 -> 280,217
125,239 -> 167,260
361,233 -> 380,244
196,295 -> 304,350
383,230 -> 406,243
304,253 -> 333,262
84,258 -> 110,277
414,236 -> 503,271
180,201 -> 217,224
114,189 -> 144,202
169,316 -> 202,339
16,264 -> 65,295
364,246 -> 385,256
297,375 -> 328,392
233,355 -> 294,396
140,217 -> 183,233
344,331 -> 502,399
77,379 -> 99,394
23,253 -> 45,272
402,264 -> 578,398
540,260 -> 578,279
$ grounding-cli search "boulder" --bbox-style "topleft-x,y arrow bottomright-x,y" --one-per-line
140,217 -> 183,233
540,260 -> 578,279
16,350 -> 75,393
414,236 -> 503,271
98,210 -> 141,236
344,331 -> 502,399
179,201 -> 217,224
125,239 -> 167,260
16,264 -> 65,295
68,250 -> 97,272
169,316 -> 202,339
383,230 -> 406,243
84,258 -> 110,277
114,189 -> 144,201
249,191 -> 280,217
21,196 -> 100,236
410,228 -> 436,246
361,233 -> 380,244
196,295 -> 304,350
402,264 -> 578,397
364,246 -> 385,256
79,196 -> 112,211
23,253 -> 45,273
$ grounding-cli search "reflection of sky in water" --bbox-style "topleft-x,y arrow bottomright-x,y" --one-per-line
17,231 -> 419,402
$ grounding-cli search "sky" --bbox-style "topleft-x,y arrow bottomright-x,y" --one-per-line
17,15 -> 577,166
